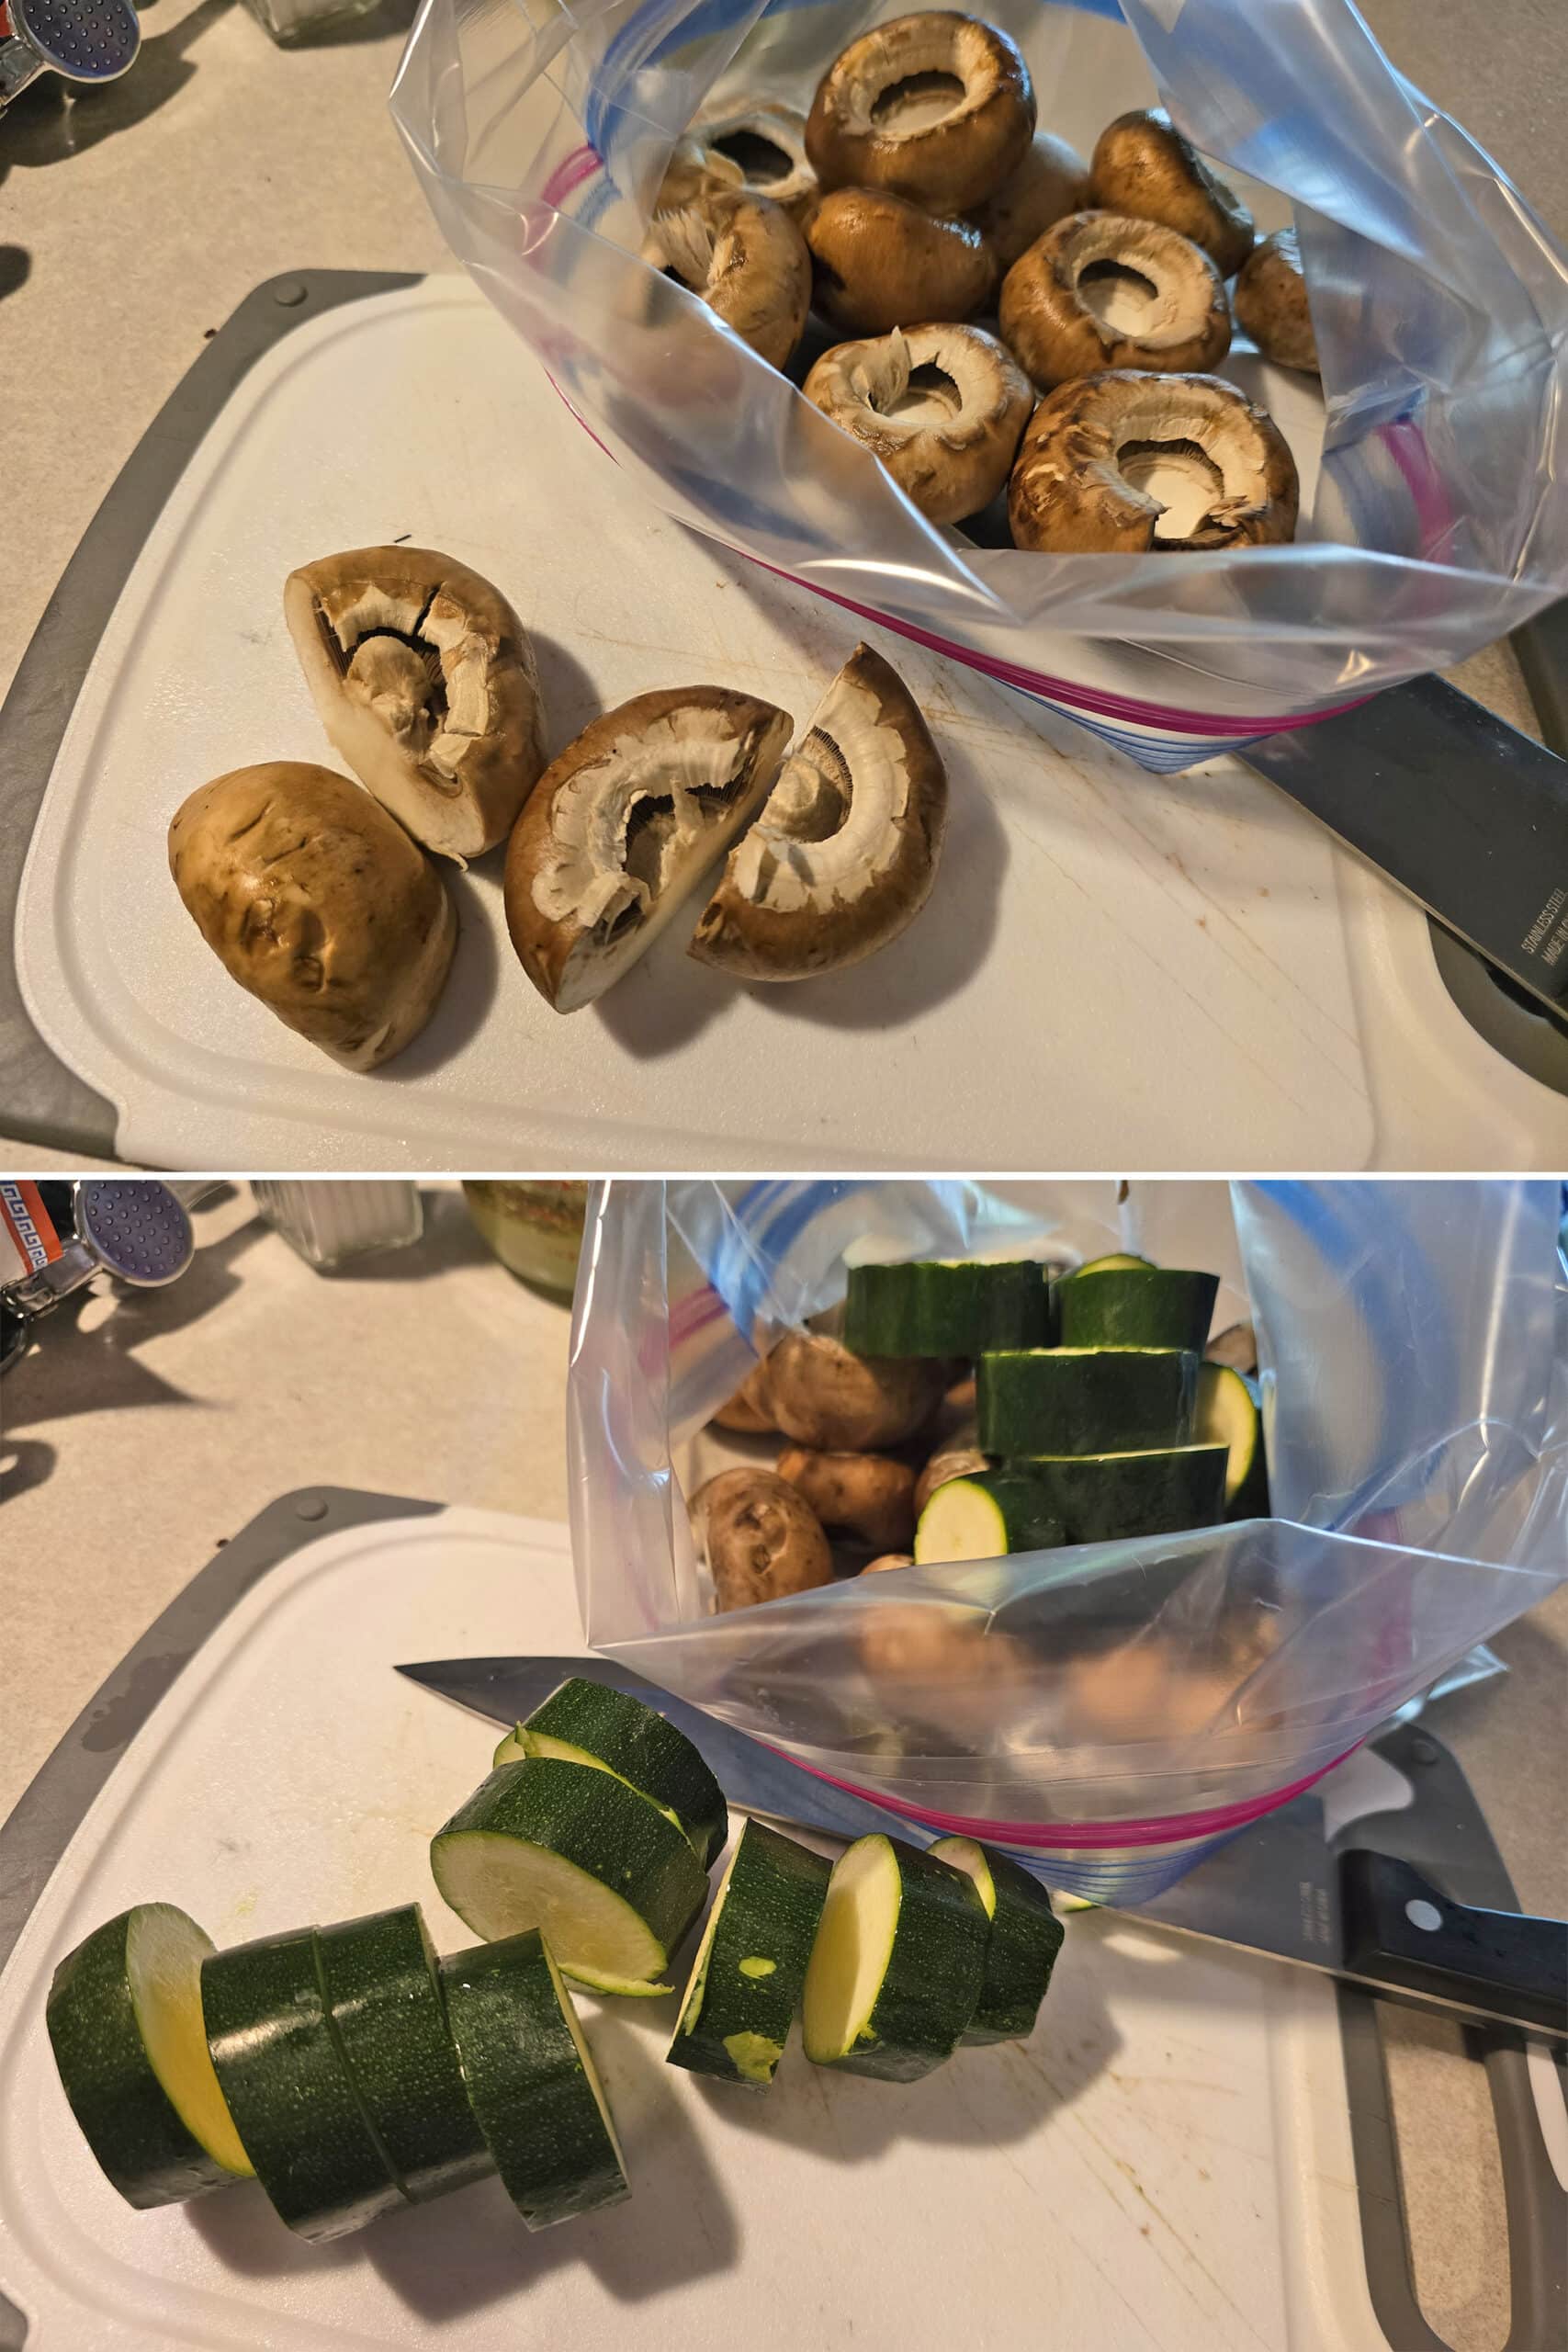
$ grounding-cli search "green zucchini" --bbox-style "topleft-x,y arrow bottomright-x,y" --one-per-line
503,1677 -> 728,1866
1197,1363 -> 1270,1517
200,1927 -> 403,2241
316,1905 -> 492,2203
430,1758 -> 709,1996
912,1471 -> 1064,1563
976,1346 -> 1197,1457
844,1260 -> 1049,1358
1055,1265 -> 1219,1353
46,1904 -> 253,2210
802,1833 -> 987,2080
1010,1443 -> 1228,1541
440,1930 -> 629,2228
1063,1252 -> 1151,1276
929,1838 -> 1065,2044
667,1820 -> 830,2089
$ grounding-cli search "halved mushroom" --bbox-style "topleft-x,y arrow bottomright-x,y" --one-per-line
1008,370 -> 1299,554
967,130 -> 1090,269
284,548 -> 545,864
804,323 -> 1032,523
687,98 -> 817,221
1089,108 -> 1254,279
998,210 -> 1230,390
807,187 -> 997,336
504,685 -> 793,1012
688,644 -> 947,982
1234,229 -> 1318,374
642,188 -> 810,369
807,11 -> 1034,214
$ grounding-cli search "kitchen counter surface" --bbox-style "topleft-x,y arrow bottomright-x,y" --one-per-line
3,1182 -> 1564,2348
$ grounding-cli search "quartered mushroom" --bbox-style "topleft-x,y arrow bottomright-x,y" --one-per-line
1089,108 -> 1254,279
806,10 -> 1035,214
642,188 -> 811,369
804,323 -> 1033,523
284,547 -> 546,864
1235,229 -> 1319,374
686,98 -> 817,220
688,644 -> 947,981
967,130 -> 1090,269
998,209 -> 1230,390
1008,369 -> 1299,554
504,685 -> 793,1012
807,187 -> 997,336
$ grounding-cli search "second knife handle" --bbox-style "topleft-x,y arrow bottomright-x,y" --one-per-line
1339,1849 -> 1568,2038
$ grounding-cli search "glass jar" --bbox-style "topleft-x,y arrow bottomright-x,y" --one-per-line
463,1182 -> 590,1302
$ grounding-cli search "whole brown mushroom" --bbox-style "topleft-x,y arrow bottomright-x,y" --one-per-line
1089,108 -> 1254,277
1234,229 -> 1319,374
807,11 -> 1035,214
693,1468 -> 834,1611
711,1356 -> 777,1434
807,187 -> 997,336
804,323 -> 1032,525
643,188 -> 811,369
766,1330 -> 946,1452
999,210 -> 1230,390
968,131 -> 1090,268
776,1447 -> 919,1553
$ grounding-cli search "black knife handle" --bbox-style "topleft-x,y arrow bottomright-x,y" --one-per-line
1339,1850 -> 1568,2037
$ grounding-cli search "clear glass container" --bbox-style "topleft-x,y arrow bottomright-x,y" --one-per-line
240,0 -> 380,44
462,1182 -> 589,1302
252,1182 -> 423,1270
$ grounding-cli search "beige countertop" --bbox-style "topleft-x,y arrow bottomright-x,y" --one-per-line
3,1178 -> 1565,2346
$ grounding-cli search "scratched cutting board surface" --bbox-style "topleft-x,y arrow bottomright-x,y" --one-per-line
13,279 -> 1374,1170
0,1508 -> 1389,2352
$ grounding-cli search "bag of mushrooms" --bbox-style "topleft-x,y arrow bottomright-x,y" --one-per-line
392,0 -> 1568,775
563,1180 -> 1566,1900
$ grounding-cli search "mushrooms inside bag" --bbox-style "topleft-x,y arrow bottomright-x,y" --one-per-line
1235,229 -> 1320,375
284,547 -> 546,863
504,685 -> 793,1012
1009,369 -> 1299,554
807,186 -> 997,337
804,322 -> 1032,524
1089,107 -> 1255,278
685,99 -> 816,220
642,189 -> 810,369
689,644 -> 948,982
806,9 -> 1035,214
999,209 -> 1230,390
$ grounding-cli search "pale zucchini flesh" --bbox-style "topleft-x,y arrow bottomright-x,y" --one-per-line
1196,1362 -> 1269,1517
914,1471 -> 1064,1564
803,1834 -> 987,2081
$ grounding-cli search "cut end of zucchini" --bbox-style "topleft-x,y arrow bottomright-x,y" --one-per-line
1196,1362 -> 1269,1515
492,1725 -> 527,1768
433,1829 -> 668,1984
130,1905 -> 254,2179
802,1837 -> 900,2064
913,1473 -> 1063,1565
542,1938 -> 628,2177
929,1838 -> 996,1921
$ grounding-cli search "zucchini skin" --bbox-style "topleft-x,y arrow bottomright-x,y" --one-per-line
807,1835 -> 988,2083
668,1821 -> 830,2089
931,1840 -> 1066,2044
523,1678 -> 728,1866
1011,1444 -> 1228,1541
46,1907 -> 238,2211
976,1347 -> 1198,1457
844,1261 -> 1049,1358
1055,1266 -> 1219,1353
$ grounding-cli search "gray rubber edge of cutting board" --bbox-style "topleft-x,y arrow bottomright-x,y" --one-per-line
0,271 -> 423,1164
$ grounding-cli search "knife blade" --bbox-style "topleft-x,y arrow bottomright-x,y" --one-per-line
398,1653 -> 1567,2043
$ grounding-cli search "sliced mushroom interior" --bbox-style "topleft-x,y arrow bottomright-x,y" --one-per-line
690,99 -> 817,219
1008,369 -> 1299,554
688,643 -> 947,981
998,209 -> 1230,389
807,9 -> 1035,213
804,322 -> 1033,523
283,547 -> 546,864
643,188 -> 811,369
504,685 -> 793,1012
1089,107 -> 1254,279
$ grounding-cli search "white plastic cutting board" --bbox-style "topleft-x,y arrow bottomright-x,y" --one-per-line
9,277 -> 1400,1171
0,1507 -> 1390,2351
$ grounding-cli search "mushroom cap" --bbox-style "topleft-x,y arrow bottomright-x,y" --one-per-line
168,761 -> 456,1070
998,209 -> 1230,390
807,187 -> 997,336
504,684 -> 793,1013
1008,369 -> 1299,554
967,130 -> 1090,269
688,642 -> 947,982
807,10 -> 1035,213
654,136 -> 747,218
1089,107 -> 1254,277
643,187 -> 811,369
283,547 -> 545,865
1234,228 -> 1319,374
687,98 -> 818,220
804,322 -> 1033,524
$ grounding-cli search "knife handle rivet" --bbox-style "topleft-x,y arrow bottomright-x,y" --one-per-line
1404,1898 -> 1444,1933
1409,1736 -> 1439,1765
294,1496 -> 329,1521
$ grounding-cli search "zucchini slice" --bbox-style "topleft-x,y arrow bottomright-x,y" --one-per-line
1063,1251 -> 1152,1276
1197,1362 -> 1270,1518
844,1260 -> 1049,1358
1011,1442 -> 1228,1542
667,1820 -> 830,2089
316,1905 -> 492,2202
913,1470 -> 1064,1563
802,1834 -> 987,2080
929,1838 -> 1065,2044
1055,1265 -> 1219,1353
440,1930 -> 629,2228
430,1758 -> 708,1995
200,1927 -> 404,2241
510,1677 -> 728,1866
976,1346 -> 1197,1457
46,1904 -> 253,2209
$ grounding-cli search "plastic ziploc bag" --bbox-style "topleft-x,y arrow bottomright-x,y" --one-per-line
390,0 -> 1568,774
567,1180 -> 1566,1899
